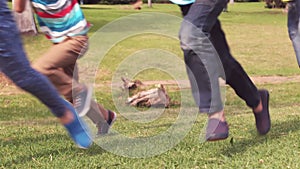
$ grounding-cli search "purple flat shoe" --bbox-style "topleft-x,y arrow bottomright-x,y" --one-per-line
254,89 -> 271,135
206,118 -> 229,141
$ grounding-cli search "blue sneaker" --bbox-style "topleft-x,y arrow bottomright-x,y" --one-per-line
62,99 -> 92,149
73,85 -> 93,117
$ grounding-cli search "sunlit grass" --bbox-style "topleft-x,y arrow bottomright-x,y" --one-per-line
2,2 -> 300,168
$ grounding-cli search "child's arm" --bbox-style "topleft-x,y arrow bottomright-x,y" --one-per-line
14,0 -> 27,13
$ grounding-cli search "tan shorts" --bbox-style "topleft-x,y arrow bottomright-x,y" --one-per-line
32,35 -> 88,102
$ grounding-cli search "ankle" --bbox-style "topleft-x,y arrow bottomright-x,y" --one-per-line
253,100 -> 263,113
208,110 -> 225,122
59,110 -> 74,125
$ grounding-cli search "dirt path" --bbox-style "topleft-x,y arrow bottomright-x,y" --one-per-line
125,75 -> 300,86
251,75 -> 300,84
1,74 -> 300,95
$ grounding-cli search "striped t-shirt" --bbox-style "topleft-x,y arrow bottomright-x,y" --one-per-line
31,0 -> 90,43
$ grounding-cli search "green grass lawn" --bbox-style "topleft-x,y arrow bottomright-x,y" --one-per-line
1,2 -> 300,168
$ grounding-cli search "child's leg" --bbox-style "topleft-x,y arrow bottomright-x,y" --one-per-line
31,37 -> 85,102
287,1 -> 300,66
0,8 -> 66,117
0,6 -> 92,148
0,57 -> 67,117
32,36 -> 111,126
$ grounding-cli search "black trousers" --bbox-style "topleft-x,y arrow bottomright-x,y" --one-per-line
179,3 -> 260,113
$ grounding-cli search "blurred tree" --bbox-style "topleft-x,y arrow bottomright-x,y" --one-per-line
265,0 -> 286,8
12,0 -> 37,35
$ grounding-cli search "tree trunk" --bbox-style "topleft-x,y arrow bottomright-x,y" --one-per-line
274,0 -> 284,8
148,0 -> 152,8
12,0 -> 38,35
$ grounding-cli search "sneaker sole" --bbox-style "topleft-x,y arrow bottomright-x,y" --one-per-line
78,84 -> 93,117
206,133 -> 229,142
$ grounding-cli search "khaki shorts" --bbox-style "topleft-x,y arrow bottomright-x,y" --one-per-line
32,35 -> 89,102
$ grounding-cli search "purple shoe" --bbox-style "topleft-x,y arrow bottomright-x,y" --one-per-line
253,89 -> 271,135
206,118 -> 229,141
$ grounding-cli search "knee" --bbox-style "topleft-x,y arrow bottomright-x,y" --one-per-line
179,23 -> 195,51
287,17 -> 300,40
179,22 -> 209,51
12,68 -> 38,91
32,62 -> 55,77
32,62 -> 45,74
288,26 -> 299,40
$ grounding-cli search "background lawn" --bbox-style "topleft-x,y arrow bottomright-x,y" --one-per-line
1,2 -> 300,168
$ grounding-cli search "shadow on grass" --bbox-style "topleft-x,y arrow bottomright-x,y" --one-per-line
141,122 -> 174,129
1,133 -> 106,167
220,118 -> 300,157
